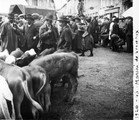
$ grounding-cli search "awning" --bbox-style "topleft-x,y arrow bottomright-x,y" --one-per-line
0,0 -> 28,14
122,7 -> 133,17
105,7 -> 119,14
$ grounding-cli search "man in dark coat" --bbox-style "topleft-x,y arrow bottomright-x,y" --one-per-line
125,16 -> 133,53
39,14 -> 59,52
1,13 -> 19,54
77,0 -> 84,16
32,13 -> 44,31
22,14 -> 39,52
100,17 -> 110,47
91,16 -> 99,47
57,16 -> 72,52
69,17 -> 78,52
110,18 -> 120,51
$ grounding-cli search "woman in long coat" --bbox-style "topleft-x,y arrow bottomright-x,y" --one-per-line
125,17 -> 133,53
80,18 -> 94,57
76,22 -> 85,53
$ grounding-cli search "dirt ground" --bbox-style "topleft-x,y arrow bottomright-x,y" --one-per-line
0,45 -> 133,120
48,46 -> 133,120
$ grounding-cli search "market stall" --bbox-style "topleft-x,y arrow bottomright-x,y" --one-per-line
9,5 -> 56,17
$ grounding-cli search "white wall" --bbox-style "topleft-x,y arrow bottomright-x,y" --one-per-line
57,0 -> 78,16
26,0 -> 55,9
84,0 -> 101,16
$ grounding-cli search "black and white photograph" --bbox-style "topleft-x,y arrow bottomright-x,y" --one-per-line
0,0 -> 134,120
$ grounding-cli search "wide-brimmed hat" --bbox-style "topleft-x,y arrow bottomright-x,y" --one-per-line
57,16 -> 69,22
18,14 -> 25,18
26,14 -> 34,20
32,13 -> 40,20
8,13 -> 14,19
45,14 -> 53,21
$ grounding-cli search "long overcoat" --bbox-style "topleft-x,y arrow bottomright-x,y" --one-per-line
23,23 -> 38,50
1,22 -> 18,53
82,23 -> 94,50
39,23 -> 59,46
57,25 -> 72,51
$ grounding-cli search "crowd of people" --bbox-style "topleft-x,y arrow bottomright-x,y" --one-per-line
0,12 -> 133,58
100,15 -> 133,52
68,14 -> 133,53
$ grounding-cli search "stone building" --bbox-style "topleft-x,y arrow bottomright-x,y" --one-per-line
56,0 -> 133,19
25,0 -> 55,9
100,0 -> 132,18
84,0 -> 101,16
56,0 -> 78,16
100,0 -> 122,18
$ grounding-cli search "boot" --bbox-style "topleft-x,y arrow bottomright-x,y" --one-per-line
88,50 -> 93,57
79,51 -> 85,56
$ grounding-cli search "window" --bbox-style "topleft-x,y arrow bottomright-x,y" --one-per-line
33,0 -> 38,6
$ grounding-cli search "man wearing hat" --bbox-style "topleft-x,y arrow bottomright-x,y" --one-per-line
32,13 -> 44,31
38,13 -> 59,52
100,17 -> 110,47
57,16 -> 72,52
1,13 -> 19,53
91,16 -> 99,48
69,16 -> 78,52
76,23 -> 86,53
74,16 -> 81,26
14,14 -> 19,24
125,16 -> 133,53
18,14 -> 27,25
22,14 -> 39,52
110,17 -> 120,51
77,0 -> 84,16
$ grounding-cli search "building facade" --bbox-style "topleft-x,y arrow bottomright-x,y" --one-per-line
56,0 -> 133,19
57,0 -> 78,16
25,0 -> 55,9
100,0 -> 132,18
84,0 -> 101,16
57,0 -> 101,17
100,0 -> 122,18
